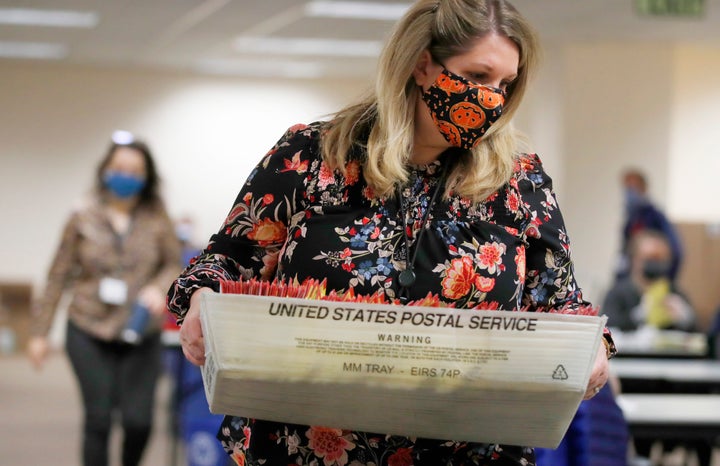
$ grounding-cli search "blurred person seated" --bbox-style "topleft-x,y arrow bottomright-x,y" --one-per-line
603,229 -> 696,333
535,376 -> 629,466
535,403 -> 590,466
602,230 -> 713,465
615,169 -> 683,282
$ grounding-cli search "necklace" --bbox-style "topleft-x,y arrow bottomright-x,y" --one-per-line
396,163 -> 447,303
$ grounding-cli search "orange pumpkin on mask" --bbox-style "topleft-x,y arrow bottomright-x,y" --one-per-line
477,89 -> 504,109
435,73 -> 468,95
449,102 -> 487,129
436,120 -> 462,147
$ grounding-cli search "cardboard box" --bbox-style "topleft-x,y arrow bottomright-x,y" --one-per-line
200,293 -> 606,448
0,282 -> 33,354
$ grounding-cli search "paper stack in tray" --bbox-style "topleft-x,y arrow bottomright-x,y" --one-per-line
200,284 -> 606,448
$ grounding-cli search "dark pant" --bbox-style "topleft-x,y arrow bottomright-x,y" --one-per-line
66,321 -> 161,466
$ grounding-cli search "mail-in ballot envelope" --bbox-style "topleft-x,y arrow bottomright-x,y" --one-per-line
200,292 -> 605,448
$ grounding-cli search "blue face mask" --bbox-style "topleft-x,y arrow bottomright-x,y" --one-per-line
624,188 -> 646,213
103,172 -> 146,199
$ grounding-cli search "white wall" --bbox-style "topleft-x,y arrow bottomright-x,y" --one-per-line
0,62 -> 367,289
514,41 -> 566,200
669,45 -> 720,222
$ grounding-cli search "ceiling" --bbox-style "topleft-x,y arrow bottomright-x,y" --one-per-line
1,0 -> 719,79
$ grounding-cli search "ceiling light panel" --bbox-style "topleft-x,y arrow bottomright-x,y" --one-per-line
196,58 -> 326,79
0,41 -> 68,59
0,8 -> 99,28
235,36 -> 382,57
304,1 -> 411,21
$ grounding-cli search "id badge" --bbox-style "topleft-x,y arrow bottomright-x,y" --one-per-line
99,277 -> 128,305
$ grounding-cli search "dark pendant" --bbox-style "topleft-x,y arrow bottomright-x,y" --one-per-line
398,269 -> 417,288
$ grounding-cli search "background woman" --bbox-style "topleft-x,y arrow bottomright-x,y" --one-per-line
28,134 -> 181,466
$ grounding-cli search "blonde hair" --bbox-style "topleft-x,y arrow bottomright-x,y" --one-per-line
321,0 -> 540,202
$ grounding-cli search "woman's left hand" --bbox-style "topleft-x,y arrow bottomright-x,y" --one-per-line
583,342 -> 610,399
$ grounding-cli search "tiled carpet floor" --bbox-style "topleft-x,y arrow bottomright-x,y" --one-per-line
0,352 -> 180,466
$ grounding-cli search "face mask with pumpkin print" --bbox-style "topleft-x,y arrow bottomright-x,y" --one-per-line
422,67 -> 506,150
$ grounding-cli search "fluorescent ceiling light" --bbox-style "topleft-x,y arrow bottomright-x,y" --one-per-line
235,37 -> 382,57
0,41 -> 67,59
0,8 -> 98,28
305,1 -> 411,20
196,59 -> 326,79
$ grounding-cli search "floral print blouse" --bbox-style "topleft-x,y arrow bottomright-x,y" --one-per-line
167,122 -> 605,466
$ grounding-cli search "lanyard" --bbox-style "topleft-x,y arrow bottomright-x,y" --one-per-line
104,210 -> 133,276
396,163 -> 447,303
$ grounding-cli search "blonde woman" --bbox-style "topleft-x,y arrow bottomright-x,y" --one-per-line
168,1 -> 615,464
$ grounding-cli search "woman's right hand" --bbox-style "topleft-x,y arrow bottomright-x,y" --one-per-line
27,336 -> 49,370
180,287 -> 214,366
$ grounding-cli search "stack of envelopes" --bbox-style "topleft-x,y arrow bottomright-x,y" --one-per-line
200,280 -> 605,448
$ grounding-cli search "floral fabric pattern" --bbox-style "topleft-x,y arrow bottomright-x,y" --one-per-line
167,122 -> 595,466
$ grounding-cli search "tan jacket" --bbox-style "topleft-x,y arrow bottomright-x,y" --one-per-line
33,196 -> 182,341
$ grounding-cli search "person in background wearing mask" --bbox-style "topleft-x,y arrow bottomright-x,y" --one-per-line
602,229 -> 695,332
175,216 -> 203,267
27,132 -> 181,466
602,230 -> 708,465
615,169 -> 683,281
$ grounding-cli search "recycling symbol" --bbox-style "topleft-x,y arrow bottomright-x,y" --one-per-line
552,364 -> 569,380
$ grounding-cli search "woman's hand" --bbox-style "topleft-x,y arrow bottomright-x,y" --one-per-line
583,341 -> 610,400
180,287 -> 214,366
27,336 -> 49,370
137,285 -> 168,317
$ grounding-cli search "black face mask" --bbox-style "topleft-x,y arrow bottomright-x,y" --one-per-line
421,67 -> 506,150
641,259 -> 671,281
